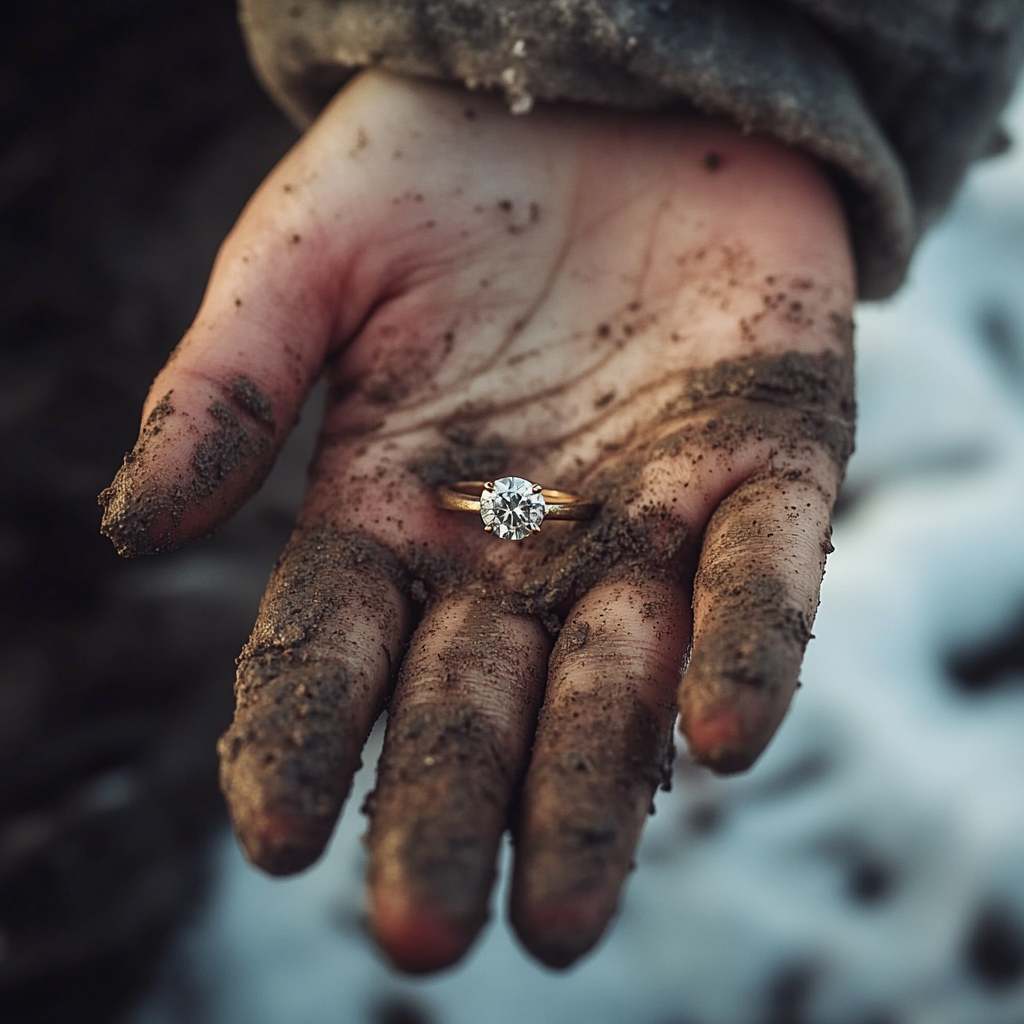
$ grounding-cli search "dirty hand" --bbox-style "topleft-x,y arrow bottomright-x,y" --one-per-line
99,70 -> 855,972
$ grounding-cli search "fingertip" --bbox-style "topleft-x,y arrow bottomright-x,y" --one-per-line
679,705 -> 760,775
678,658 -> 797,774
98,378 -> 280,555
98,467 -> 170,558
370,889 -> 480,974
234,808 -> 334,876
219,733 -> 338,876
511,896 -> 608,969
216,707 -> 354,878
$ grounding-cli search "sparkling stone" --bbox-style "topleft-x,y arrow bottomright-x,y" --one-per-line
479,476 -> 546,540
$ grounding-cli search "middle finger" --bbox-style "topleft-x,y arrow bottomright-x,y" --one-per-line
365,592 -> 550,973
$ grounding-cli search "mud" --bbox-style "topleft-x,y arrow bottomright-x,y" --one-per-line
362,596 -> 547,952
512,685 -> 672,967
680,475 -> 824,773
409,424 -> 509,487
217,525 -> 407,874
502,502 -> 689,633
96,390 -> 178,557
651,398 -> 853,476
219,655 -> 368,874
657,350 -> 855,461
191,399 -> 271,497
523,350 -> 851,620
365,703 -> 515,928
402,350 -> 853,633
229,375 -> 276,430
98,375 -> 278,556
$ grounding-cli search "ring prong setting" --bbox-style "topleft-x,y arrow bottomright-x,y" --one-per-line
478,475 -> 547,541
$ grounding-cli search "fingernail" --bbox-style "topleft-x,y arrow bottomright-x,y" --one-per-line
682,704 -> 760,773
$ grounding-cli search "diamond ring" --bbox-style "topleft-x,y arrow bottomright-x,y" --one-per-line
435,477 -> 598,541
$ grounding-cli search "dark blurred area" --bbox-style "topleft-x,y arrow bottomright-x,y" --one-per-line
0,2 -> 300,1020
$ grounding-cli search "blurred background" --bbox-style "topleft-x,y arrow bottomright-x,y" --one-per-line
3,3 -> 1024,1024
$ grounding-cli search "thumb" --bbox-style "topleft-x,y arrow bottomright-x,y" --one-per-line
98,104 -> 377,555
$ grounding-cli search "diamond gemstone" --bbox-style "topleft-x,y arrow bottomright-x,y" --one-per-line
479,476 -> 546,540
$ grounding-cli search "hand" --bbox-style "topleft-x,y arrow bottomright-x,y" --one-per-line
99,70 -> 855,972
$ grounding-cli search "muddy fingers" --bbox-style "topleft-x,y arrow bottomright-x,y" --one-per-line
680,467 -> 838,773
365,595 -> 549,973
218,526 -> 411,875
511,577 -> 690,967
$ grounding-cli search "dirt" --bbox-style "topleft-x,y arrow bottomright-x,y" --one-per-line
392,345 -> 853,823
94,390 -> 179,557
681,571 -> 811,773
365,702 -> 515,928
362,595 -> 548,949
383,348 -> 853,661
502,502 -> 689,633
97,374 -> 278,556
680,465 -> 833,773
217,525 -> 408,874
408,424 -> 509,487
656,350 -> 855,464
191,397 -> 271,496
229,375 -> 277,430
511,681 -> 672,967
506,351 -> 848,630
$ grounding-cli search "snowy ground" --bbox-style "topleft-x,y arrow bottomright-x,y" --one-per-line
129,90 -> 1024,1024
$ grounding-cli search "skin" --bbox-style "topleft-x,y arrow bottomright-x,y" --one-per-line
99,71 -> 855,972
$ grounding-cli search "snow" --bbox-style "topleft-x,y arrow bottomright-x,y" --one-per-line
128,87 -> 1024,1024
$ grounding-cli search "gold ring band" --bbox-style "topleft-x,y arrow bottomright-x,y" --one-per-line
436,476 -> 597,540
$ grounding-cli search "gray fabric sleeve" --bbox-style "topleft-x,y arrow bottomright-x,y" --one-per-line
238,0 -> 1024,299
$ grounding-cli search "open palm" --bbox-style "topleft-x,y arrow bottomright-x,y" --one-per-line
100,71 -> 855,972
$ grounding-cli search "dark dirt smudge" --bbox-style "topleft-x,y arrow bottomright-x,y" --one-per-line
98,376 -> 279,556
364,703 -> 515,925
229,374 -> 276,430
399,351 -> 851,627
681,472 -> 828,774
409,425 -> 509,488
218,525 -> 408,874
191,399 -> 271,498
512,686 -> 671,966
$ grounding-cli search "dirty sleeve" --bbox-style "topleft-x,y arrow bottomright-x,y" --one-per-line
238,0 -> 1024,299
